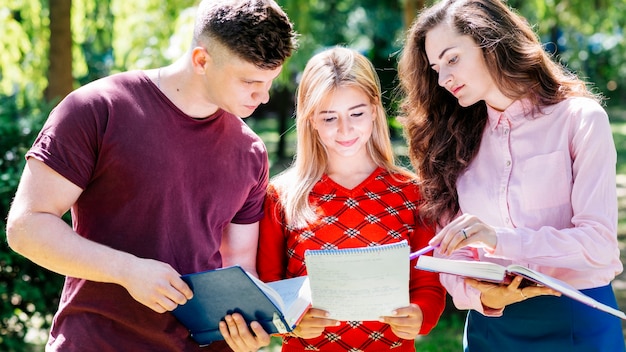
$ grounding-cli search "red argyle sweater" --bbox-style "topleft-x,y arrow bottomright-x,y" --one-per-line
258,167 -> 446,352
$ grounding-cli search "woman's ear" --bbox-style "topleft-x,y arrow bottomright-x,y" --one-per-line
371,103 -> 380,122
308,117 -> 317,131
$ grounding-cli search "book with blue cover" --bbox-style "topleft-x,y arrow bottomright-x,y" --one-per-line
172,265 -> 311,346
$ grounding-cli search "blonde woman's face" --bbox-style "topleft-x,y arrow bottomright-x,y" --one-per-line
425,22 -> 512,111
311,86 -> 375,162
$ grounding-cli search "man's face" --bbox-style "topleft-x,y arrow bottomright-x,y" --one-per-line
202,51 -> 282,118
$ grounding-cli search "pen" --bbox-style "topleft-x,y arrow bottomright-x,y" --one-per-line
409,244 -> 438,260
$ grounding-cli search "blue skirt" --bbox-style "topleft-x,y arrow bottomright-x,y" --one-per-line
464,284 -> 625,352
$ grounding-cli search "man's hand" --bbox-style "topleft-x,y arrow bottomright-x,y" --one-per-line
119,257 -> 193,313
219,313 -> 271,352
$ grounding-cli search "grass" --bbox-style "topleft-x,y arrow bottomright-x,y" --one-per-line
247,104 -> 626,351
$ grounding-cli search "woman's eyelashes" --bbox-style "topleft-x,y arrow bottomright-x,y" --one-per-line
320,111 -> 365,123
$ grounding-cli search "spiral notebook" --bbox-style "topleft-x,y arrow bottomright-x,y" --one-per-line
304,240 -> 409,321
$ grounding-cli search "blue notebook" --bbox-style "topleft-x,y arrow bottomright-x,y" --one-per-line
172,266 -> 311,346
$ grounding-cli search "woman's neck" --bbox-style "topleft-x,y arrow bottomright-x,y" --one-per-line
326,156 -> 378,190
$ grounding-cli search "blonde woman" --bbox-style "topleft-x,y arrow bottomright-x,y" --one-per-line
257,47 -> 445,351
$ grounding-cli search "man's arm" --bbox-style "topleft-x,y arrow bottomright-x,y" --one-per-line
219,221 -> 271,351
6,158 -> 192,313
220,222 -> 260,276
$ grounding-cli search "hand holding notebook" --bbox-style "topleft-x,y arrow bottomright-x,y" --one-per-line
415,255 -> 626,320
304,240 -> 410,321
172,266 -> 311,346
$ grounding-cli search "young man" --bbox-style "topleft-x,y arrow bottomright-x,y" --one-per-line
6,0 -> 297,351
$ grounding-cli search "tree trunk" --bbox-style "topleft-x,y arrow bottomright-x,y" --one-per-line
46,0 -> 73,103
403,0 -> 426,29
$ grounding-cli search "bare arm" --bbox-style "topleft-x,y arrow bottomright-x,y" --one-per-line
220,222 -> 260,276
6,158 -> 192,312
219,221 -> 271,351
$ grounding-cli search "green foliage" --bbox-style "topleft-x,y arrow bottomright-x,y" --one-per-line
1,1 -> 626,350
72,0 -> 115,84
413,310 -> 465,350
511,0 -> 626,106
0,91 -> 62,351
110,0 -> 197,71
0,0 -> 48,98
610,107 -> 626,175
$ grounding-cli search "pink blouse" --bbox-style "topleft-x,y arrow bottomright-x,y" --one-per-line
439,97 -> 623,315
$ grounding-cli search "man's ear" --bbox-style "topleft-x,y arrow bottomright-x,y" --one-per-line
191,47 -> 210,74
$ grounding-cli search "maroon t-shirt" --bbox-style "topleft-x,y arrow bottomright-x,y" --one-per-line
26,71 -> 269,351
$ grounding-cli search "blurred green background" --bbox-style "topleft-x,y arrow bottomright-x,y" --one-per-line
1,0 -> 625,350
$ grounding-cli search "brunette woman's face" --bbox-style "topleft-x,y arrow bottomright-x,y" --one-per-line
425,22 -> 512,111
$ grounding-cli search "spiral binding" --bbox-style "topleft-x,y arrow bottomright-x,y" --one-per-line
304,239 -> 408,257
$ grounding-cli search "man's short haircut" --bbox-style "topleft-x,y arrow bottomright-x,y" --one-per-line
194,0 -> 298,70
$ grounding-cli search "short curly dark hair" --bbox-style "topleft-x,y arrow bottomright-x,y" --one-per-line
193,0 -> 298,70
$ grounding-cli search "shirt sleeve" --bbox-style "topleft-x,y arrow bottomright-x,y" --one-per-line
409,221 -> 446,335
440,98 -> 621,315
26,89 -> 102,189
492,100 -> 621,275
257,185 -> 289,282
436,247 -> 504,316
231,139 -> 269,224
408,207 -> 447,333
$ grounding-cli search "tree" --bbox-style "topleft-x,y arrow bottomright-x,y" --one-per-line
1,1 -> 625,350
1,1 -> 196,349
403,0 -> 428,27
46,0 -> 73,103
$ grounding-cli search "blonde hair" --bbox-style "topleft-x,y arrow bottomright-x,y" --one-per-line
273,46 -> 414,228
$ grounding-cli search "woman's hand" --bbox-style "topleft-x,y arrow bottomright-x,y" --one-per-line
289,308 -> 339,339
380,304 -> 424,340
430,214 -> 497,255
466,276 -> 561,309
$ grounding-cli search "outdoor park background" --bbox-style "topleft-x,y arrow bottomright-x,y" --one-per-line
0,0 -> 625,350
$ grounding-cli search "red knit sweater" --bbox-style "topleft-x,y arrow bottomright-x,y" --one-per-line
258,168 -> 446,351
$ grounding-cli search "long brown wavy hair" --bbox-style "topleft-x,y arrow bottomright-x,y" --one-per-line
397,0 -> 598,225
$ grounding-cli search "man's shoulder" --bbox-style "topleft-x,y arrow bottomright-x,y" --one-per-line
221,113 -> 265,143
55,71 -> 149,114
72,70 -> 147,96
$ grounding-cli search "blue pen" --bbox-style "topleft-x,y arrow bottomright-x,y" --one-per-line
409,244 -> 438,260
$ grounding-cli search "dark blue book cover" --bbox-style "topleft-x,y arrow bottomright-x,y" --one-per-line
172,266 -> 310,346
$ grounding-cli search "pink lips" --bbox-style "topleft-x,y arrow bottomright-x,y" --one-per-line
451,85 -> 464,96
337,138 -> 358,147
